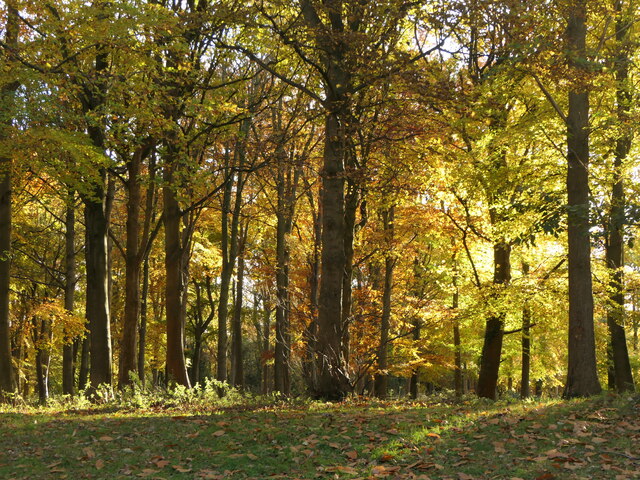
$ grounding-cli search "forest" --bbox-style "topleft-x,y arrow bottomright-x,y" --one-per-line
0,0 -> 638,407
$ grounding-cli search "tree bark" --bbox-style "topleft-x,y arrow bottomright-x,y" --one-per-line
62,201 -> 76,395
163,162 -> 191,387
563,0 -> 601,398
605,0 -> 635,393
477,242 -> 511,399
231,229 -> 247,390
521,263 -> 531,399
375,207 -> 395,399
119,148 -> 144,388
0,0 -> 19,400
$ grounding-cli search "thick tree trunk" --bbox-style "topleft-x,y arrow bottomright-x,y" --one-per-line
563,0 -> 601,398
163,165 -> 191,387
605,0 -> 635,394
0,0 -> 18,400
315,107 -> 350,400
62,202 -> 76,395
477,242 -> 510,399
84,194 -> 113,391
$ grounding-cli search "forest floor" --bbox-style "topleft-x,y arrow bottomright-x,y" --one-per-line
0,393 -> 639,480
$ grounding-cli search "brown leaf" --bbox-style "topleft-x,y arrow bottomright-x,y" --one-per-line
82,447 -> 96,459
212,430 -> 225,437
99,435 -> 114,442
346,450 -> 358,460
95,459 -> 104,470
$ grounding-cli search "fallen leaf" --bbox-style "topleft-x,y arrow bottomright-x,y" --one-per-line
95,459 -> 104,470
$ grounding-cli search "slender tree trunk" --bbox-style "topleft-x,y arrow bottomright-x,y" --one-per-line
453,283 -> 462,399
261,301 -> 272,395
138,256 -> 149,386
119,149 -> 143,388
163,162 -> 190,387
521,263 -> 531,399
231,237 -> 246,390
62,201 -> 76,395
0,0 -> 18,400
409,319 -> 421,399
375,207 -> 394,399
477,242 -> 511,399
341,181 -> 358,367
605,0 -> 635,393
303,184 -> 321,391
274,142 -> 294,394
217,122 -> 248,385
563,0 -> 601,398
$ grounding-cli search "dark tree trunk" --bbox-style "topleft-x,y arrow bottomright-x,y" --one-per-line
0,0 -> 18,400
563,0 -> 601,398
303,183 -> 321,392
62,202 -> 76,395
217,121 -> 248,386
341,181 -> 358,366
163,163 -> 191,387
477,242 -> 511,399
521,263 -> 532,399
375,207 -> 395,399
274,134 -> 298,395
605,0 -> 635,394
84,193 -> 113,391
261,301 -> 272,395
231,236 -> 246,390
409,319 -> 421,400
119,149 -> 143,388
138,256 -> 149,386
453,284 -> 462,399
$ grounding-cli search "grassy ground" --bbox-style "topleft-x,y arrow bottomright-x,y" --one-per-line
0,393 -> 639,479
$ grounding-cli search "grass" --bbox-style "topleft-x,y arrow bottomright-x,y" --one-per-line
0,393 -> 639,479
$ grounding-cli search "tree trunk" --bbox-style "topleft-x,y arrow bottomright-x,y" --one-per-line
0,0 -> 18,400
84,193 -> 113,391
521,263 -> 532,399
163,163 -> 191,387
315,105 -> 350,400
217,122 -> 248,386
261,301 -> 272,395
605,0 -> 635,394
409,319 -> 421,400
62,201 -> 76,395
138,255 -> 149,387
119,149 -> 143,388
563,0 -> 601,398
453,285 -> 462,399
375,207 -> 394,399
477,242 -> 511,399
274,147 -> 293,395
231,239 -> 246,390
341,181 -> 358,367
